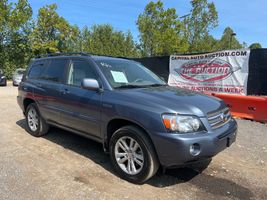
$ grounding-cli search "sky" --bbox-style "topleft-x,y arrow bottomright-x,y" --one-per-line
27,0 -> 267,47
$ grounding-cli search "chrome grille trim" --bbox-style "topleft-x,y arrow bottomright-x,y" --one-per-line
207,107 -> 229,118
207,107 -> 231,129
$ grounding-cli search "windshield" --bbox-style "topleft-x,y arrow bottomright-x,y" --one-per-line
96,59 -> 165,88
15,69 -> 25,75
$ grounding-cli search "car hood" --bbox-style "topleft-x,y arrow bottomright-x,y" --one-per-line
116,86 -> 225,117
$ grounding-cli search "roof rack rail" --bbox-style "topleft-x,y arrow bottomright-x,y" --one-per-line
36,52 -> 91,58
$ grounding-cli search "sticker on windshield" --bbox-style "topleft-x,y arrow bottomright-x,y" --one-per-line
100,62 -> 112,68
110,70 -> 128,83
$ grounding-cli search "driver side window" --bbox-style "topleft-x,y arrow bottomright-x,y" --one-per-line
67,59 -> 98,87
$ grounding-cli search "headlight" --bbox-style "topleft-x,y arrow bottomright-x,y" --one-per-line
162,114 -> 204,133
1,76 -> 5,79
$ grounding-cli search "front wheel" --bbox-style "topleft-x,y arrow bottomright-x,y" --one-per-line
109,125 -> 159,184
25,103 -> 49,137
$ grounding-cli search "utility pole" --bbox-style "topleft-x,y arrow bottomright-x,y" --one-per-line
229,33 -> 237,49
180,14 -> 190,53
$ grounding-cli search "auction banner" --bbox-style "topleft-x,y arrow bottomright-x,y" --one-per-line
168,49 -> 250,95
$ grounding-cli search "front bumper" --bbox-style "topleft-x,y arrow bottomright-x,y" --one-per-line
151,118 -> 237,167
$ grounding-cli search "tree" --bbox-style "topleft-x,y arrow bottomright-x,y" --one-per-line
137,1 -> 188,56
198,33 -> 219,52
217,27 -> 242,50
249,43 -> 262,49
79,26 -> 91,52
80,24 -> 139,57
186,0 -> 218,52
0,0 -> 32,78
30,4 -> 77,55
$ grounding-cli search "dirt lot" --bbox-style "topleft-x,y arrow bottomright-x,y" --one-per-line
0,84 -> 266,200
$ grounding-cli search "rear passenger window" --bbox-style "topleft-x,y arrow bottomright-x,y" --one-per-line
28,64 -> 45,79
41,59 -> 68,83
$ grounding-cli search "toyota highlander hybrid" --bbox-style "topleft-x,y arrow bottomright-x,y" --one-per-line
17,53 -> 237,183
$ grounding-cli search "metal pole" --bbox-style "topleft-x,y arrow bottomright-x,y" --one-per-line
230,33 -> 237,49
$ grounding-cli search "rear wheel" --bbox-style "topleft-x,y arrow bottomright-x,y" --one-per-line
109,125 -> 159,183
25,103 -> 49,137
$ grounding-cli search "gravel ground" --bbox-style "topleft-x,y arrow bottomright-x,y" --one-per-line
0,84 -> 266,200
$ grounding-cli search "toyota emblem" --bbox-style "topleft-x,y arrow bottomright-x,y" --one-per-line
220,113 -> 227,122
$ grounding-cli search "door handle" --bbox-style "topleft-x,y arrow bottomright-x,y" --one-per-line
60,88 -> 70,95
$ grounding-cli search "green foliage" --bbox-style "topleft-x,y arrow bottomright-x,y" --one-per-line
0,0 -> 32,79
137,1 -> 188,56
197,33 -> 219,52
83,24 -> 139,57
30,4 -> 77,55
249,43 -> 262,49
216,27 -> 243,50
186,0 -> 218,52
30,5 -> 139,57
0,0 -> 259,79
137,0 -> 228,54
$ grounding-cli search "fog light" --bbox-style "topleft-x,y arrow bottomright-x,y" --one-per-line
190,143 -> 201,156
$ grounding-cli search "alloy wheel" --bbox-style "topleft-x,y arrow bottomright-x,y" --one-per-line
114,136 -> 144,175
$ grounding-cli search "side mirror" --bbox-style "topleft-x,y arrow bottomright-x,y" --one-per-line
81,78 -> 100,91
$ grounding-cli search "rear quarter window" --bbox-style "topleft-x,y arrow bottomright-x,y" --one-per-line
28,63 -> 45,79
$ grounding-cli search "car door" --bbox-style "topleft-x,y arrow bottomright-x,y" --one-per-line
58,58 -> 102,138
27,60 -> 47,115
35,58 -> 69,123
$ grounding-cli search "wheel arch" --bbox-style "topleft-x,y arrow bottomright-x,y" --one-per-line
104,118 -> 158,158
23,98 -> 35,112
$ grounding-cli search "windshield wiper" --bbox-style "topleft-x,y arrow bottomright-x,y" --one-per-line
146,83 -> 167,87
114,83 -> 167,89
114,84 -> 146,89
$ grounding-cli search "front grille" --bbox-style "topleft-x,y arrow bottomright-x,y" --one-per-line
207,107 -> 231,129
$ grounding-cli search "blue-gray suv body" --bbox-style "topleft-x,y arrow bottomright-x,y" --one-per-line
17,53 -> 237,183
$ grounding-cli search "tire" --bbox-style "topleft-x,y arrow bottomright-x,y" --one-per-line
25,103 -> 49,137
109,125 -> 159,184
